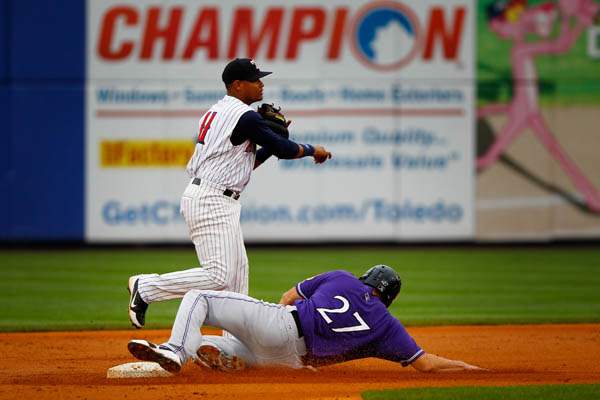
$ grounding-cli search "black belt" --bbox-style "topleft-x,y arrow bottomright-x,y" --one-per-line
192,178 -> 240,200
290,309 -> 304,338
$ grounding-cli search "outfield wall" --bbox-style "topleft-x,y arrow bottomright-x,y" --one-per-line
0,0 -> 85,240
1,0 -> 600,242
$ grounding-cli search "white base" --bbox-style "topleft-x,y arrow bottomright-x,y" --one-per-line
106,362 -> 174,379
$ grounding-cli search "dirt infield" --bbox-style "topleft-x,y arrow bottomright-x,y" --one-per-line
1,324 -> 599,400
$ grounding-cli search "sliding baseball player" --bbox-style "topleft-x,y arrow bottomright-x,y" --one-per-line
127,264 -> 484,373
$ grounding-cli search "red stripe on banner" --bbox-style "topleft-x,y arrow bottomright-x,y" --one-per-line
96,110 -> 207,118
96,108 -> 464,118
286,108 -> 465,117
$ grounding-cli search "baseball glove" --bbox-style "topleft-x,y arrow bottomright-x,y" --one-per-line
257,103 -> 290,139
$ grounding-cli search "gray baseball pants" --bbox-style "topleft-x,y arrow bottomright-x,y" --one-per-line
162,289 -> 307,368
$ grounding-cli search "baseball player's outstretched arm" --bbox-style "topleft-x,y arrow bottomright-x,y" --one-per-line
231,111 -> 332,163
295,144 -> 332,164
278,287 -> 302,305
253,143 -> 331,168
411,353 -> 485,372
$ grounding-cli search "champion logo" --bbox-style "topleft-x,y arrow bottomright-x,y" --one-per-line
351,2 -> 422,71
95,2 -> 466,71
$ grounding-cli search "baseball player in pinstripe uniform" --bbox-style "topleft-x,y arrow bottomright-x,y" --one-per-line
127,265 -> 484,373
127,58 -> 332,329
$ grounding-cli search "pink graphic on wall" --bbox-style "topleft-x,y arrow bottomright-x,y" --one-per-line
479,0 -> 600,212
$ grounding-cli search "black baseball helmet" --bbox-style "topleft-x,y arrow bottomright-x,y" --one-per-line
359,264 -> 401,307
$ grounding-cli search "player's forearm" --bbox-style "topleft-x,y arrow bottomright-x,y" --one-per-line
411,353 -> 483,373
245,121 -> 301,160
278,287 -> 301,305
294,144 -> 315,159
427,358 -> 475,372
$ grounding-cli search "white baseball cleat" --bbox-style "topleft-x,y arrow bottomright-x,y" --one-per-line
127,339 -> 182,374
195,344 -> 245,372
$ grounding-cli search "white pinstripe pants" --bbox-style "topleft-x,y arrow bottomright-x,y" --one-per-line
138,179 -> 249,303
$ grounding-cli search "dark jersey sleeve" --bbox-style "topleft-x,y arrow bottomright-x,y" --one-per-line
374,318 -> 424,366
254,147 -> 272,167
296,270 -> 350,299
230,110 -> 300,159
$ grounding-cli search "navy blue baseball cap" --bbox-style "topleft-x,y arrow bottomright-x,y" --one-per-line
222,58 -> 272,84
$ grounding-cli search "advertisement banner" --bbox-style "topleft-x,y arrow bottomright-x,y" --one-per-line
475,0 -> 600,239
86,0 -> 475,242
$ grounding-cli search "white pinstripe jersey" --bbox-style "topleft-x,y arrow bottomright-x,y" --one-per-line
186,95 -> 256,192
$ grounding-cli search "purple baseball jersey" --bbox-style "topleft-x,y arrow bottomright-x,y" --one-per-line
294,270 -> 424,367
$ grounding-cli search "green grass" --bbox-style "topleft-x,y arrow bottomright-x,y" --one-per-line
0,247 -> 599,331
363,384 -> 600,400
